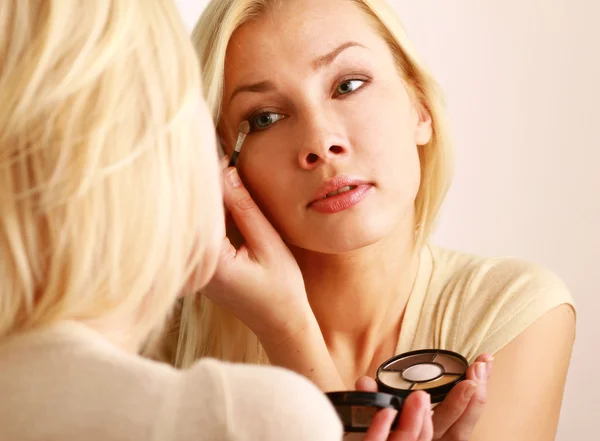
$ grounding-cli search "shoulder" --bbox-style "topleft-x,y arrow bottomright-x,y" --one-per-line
0,325 -> 333,441
429,245 -> 571,296
428,244 -> 573,303
427,245 -> 575,360
0,324 -> 182,440
177,359 -> 343,441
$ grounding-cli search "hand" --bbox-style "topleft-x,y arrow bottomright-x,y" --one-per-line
202,163 -> 312,345
356,354 -> 493,441
363,391 -> 434,441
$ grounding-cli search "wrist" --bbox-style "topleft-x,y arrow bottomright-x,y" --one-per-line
256,312 -> 345,392
254,304 -> 318,349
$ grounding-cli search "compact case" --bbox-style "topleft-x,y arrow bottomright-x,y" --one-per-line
325,391 -> 403,432
326,349 -> 468,432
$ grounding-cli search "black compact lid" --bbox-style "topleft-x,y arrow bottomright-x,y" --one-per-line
326,391 -> 403,433
376,349 -> 468,403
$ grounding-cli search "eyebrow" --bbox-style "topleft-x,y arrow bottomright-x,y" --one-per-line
228,41 -> 366,105
312,41 -> 365,71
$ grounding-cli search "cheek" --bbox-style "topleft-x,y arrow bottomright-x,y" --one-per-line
349,88 -> 422,196
238,148 -> 294,225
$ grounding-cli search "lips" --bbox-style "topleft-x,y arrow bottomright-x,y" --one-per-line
309,176 -> 371,205
308,176 -> 374,214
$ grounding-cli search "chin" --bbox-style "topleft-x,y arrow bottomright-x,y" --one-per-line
285,216 -> 398,255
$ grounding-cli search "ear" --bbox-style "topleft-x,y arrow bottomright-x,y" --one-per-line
415,104 -> 433,146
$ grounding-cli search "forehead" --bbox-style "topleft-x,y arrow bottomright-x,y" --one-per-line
224,0 -> 388,80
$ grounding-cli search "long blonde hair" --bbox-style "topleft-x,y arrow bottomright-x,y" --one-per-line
171,0 -> 454,367
0,0 -> 218,345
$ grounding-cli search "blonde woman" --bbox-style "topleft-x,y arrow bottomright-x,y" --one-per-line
0,1 -> 347,440
165,0 -> 577,440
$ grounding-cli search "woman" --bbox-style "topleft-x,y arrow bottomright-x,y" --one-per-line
0,1 -> 344,439
165,0 -> 577,440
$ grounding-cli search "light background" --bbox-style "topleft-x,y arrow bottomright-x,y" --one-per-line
175,1 -> 600,438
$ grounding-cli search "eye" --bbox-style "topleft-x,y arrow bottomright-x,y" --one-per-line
335,79 -> 366,97
248,112 -> 285,132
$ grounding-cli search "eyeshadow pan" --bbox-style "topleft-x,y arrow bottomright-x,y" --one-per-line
402,363 -> 443,382
412,374 -> 460,390
383,353 -> 434,371
434,353 -> 468,374
378,371 -> 413,389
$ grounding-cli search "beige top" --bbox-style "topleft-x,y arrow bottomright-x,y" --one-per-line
0,321 -> 343,441
397,245 -> 575,362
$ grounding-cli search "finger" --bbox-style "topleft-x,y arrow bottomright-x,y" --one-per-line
466,360 -> 488,386
389,391 -> 428,441
222,167 -> 282,260
224,210 -> 245,250
419,400 -> 434,441
363,408 -> 398,441
207,235 -> 245,288
355,376 -> 378,392
445,365 -> 488,440
431,380 -> 477,438
472,353 -> 494,380
220,155 -> 230,170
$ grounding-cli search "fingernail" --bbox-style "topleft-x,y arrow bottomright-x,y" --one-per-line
423,392 -> 431,407
463,382 -> 477,401
486,359 -> 494,379
476,362 -> 487,382
227,168 -> 241,187
422,394 -> 432,421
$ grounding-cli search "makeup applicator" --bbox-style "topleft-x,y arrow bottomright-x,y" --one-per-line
228,121 -> 250,168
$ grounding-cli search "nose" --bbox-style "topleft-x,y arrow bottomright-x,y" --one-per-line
297,117 -> 350,170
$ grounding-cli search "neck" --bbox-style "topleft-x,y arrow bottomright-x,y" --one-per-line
82,313 -> 144,354
291,219 -> 422,382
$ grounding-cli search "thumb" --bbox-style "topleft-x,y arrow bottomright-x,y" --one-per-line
223,167 -> 281,260
355,375 -> 379,392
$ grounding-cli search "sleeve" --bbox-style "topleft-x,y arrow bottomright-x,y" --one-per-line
171,359 -> 343,441
454,258 -> 576,362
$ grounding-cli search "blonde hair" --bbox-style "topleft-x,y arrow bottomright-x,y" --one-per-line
0,0 -> 217,344
171,0 -> 454,367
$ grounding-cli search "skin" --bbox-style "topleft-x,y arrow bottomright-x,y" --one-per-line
220,0 -> 426,382
204,0 -> 576,439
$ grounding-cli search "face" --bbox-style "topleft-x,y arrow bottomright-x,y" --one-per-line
220,0 -> 432,253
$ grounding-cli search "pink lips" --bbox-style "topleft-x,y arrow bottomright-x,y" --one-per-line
308,176 -> 373,214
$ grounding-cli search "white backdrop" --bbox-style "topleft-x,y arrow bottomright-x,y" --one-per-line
175,1 -> 600,439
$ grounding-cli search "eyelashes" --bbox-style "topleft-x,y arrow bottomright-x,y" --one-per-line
333,78 -> 367,97
244,76 -> 370,133
247,111 -> 285,132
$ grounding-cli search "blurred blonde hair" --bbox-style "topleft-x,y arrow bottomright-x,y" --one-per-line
171,0 -> 454,367
0,0 -> 218,344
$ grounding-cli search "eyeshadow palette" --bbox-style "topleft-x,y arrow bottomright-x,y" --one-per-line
326,349 -> 468,432
377,349 -> 468,403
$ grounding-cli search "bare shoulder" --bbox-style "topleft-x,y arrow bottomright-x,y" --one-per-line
470,304 -> 575,441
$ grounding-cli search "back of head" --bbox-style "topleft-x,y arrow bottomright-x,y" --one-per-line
0,0 -> 221,341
